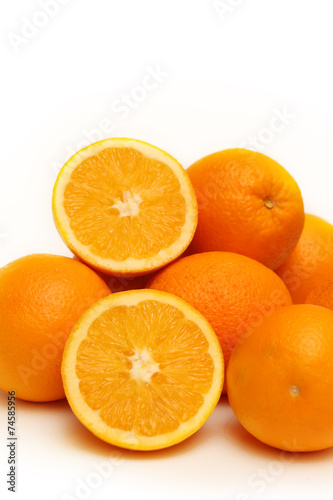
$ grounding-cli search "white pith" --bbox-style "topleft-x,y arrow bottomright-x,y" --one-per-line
289,385 -> 301,397
129,348 -> 160,383
111,191 -> 142,217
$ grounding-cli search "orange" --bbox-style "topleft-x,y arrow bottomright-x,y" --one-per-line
0,254 -> 111,402
61,289 -> 223,450
148,252 -> 292,392
52,138 -> 198,277
186,148 -> 304,270
276,214 -> 333,303
305,279 -> 333,310
227,305 -> 333,452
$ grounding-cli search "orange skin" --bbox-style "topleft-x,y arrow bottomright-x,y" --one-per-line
227,305 -> 333,452
0,254 -> 111,402
148,252 -> 292,393
276,214 -> 333,303
186,148 -> 304,270
305,279 -> 333,310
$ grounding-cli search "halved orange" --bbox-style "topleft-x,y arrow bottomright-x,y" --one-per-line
61,289 -> 223,450
52,139 -> 198,276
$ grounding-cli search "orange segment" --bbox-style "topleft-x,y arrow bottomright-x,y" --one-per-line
52,139 -> 198,276
61,289 -> 223,450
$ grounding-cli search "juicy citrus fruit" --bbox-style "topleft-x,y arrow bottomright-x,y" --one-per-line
305,279 -> 333,310
0,254 -> 111,402
276,214 -> 333,303
227,305 -> 333,452
61,289 -> 223,450
148,252 -> 292,393
53,138 -> 198,277
186,148 -> 304,270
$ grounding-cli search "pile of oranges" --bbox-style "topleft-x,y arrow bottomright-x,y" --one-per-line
1,138 -> 333,453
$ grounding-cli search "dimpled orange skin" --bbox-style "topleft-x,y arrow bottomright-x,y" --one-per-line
227,305 -> 333,452
305,279 -> 333,310
148,252 -> 292,393
276,214 -> 333,304
186,149 -> 305,270
0,254 -> 111,402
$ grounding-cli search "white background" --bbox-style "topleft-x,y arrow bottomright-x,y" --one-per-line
1,1 -> 333,499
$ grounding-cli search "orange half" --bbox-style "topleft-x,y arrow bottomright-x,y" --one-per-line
61,289 -> 223,450
52,138 -> 198,276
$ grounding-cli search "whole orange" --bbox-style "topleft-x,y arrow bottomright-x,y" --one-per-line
186,148 -> 304,270
227,305 -> 333,452
148,252 -> 291,392
305,279 -> 333,310
276,214 -> 333,303
0,254 -> 111,402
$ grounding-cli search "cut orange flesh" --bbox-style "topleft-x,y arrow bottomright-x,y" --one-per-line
52,139 -> 198,276
61,290 -> 223,450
